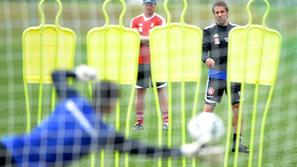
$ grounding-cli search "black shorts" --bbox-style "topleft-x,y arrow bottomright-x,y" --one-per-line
0,142 -> 16,167
204,77 -> 241,105
136,64 -> 167,89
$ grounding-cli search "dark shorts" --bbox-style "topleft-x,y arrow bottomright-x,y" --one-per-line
204,77 -> 241,105
0,142 -> 16,167
136,64 -> 167,89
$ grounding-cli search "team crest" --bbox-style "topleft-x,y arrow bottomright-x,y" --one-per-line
213,34 -> 220,45
208,87 -> 215,96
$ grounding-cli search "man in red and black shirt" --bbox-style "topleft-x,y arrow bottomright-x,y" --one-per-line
130,0 -> 168,130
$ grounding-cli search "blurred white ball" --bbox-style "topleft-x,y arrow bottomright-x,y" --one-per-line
187,112 -> 225,144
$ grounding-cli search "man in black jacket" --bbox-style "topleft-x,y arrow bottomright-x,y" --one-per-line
201,0 -> 249,153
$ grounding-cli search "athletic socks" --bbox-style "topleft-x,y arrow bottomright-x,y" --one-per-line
136,112 -> 144,125
163,112 -> 168,124
136,112 -> 168,125
233,133 -> 242,142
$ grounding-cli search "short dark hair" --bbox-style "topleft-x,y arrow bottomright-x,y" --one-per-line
212,0 -> 229,13
93,81 -> 119,108
143,0 -> 156,4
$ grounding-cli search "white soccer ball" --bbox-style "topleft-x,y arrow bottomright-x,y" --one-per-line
187,112 -> 225,144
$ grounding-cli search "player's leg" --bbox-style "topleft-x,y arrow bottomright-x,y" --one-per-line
230,82 -> 249,153
203,78 -> 224,113
203,103 -> 215,112
231,103 -> 241,134
134,64 -> 149,130
134,87 -> 146,130
156,83 -> 168,130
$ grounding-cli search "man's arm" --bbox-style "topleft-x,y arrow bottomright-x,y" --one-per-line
202,29 -> 215,68
202,29 -> 211,63
103,132 -> 208,158
52,65 -> 97,98
52,70 -> 79,98
105,132 -> 182,158
103,133 -> 224,159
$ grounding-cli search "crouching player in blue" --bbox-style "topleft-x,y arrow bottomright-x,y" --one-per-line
0,65 -> 216,167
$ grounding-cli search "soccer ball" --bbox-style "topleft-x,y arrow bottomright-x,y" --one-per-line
187,112 -> 225,144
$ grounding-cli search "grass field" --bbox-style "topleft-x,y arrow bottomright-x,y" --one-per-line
0,0 -> 296,166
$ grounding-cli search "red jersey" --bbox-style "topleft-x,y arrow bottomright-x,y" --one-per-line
130,13 -> 166,64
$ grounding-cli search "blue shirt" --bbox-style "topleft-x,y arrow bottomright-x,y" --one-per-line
2,90 -> 115,166
1,71 -> 180,166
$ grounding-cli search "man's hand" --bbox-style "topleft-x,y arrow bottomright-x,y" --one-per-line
180,142 -> 224,158
74,65 -> 97,81
180,142 -> 203,157
206,58 -> 215,68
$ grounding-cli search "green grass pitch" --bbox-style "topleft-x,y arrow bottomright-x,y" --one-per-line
0,1 -> 296,166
